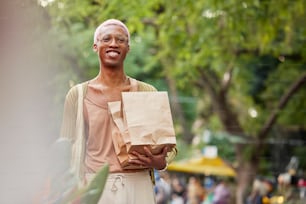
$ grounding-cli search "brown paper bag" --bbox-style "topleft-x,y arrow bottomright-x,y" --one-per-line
108,91 -> 176,169
121,92 -> 176,154
107,101 -> 136,169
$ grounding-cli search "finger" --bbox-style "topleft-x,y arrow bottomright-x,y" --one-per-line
160,146 -> 168,156
130,151 -> 150,162
130,151 -> 141,157
129,161 -> 147,168
139,154 -> 151,163
129,159 -> 143,165
129,157 -> 148,165
143,146 -> 153,158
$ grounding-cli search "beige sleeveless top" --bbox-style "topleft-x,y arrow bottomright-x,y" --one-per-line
83,77 -> 138,173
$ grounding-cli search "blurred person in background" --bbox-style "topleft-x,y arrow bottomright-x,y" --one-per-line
187,176 -> 205,204
155,170 -> 172,204
246,177 -> 274,204
171,176 -> 187,203
202,177 -> 215,204
246,178 -> 262,204
212,178 -> 230,204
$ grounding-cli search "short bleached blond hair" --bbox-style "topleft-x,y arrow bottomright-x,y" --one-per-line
93,19 -> 130,45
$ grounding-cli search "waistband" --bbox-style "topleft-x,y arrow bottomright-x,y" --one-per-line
85,170 -> 151,192
86,170 -> 150,180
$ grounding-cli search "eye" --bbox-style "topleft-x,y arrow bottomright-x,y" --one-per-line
102,36 -> 111,42
117,37 -> 126,43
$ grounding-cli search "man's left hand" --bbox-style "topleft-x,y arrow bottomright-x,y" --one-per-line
129,146 -> 168,170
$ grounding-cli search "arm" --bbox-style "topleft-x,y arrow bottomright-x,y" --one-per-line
60,85 -> 79,142
59,83 -> 88,180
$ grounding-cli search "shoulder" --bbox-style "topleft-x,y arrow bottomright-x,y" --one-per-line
65,81 -> 89,101
137,80 -> 157,91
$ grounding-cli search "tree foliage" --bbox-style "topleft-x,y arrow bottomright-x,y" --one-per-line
41,0 -> 306,203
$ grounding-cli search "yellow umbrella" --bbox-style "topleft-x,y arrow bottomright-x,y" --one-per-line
167,156 -> 236,177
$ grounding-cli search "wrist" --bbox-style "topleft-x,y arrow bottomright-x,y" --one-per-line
158,162 -> 168,172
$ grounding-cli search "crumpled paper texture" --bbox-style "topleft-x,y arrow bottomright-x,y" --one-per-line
108,92 -> 176,169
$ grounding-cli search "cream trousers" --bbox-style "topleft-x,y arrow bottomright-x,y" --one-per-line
85,171 -> 156,204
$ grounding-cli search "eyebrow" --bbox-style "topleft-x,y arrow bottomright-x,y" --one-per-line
99,33 -> 128,40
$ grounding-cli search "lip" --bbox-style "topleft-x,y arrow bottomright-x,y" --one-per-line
106,49 -> 120,54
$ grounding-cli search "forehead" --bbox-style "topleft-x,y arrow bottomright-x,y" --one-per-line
98,24 -> 128,37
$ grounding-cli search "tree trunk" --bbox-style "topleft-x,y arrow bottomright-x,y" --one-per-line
165,75 -> 194,144
234,142 -> 260,204
196,69 -> 259,203
197,69 -> 306,203
236,160 -> 258,204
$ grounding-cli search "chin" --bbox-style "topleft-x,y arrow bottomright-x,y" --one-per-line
104,62 -> 121,68
102,57 -> 125,68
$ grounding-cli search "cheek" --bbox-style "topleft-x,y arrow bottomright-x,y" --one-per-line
124,47 -> 130,54
97,46 -> 106,56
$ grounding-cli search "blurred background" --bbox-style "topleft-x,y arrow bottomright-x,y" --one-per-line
0,0 -> 305,203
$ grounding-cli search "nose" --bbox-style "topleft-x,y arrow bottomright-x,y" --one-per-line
109,38 -> 119,47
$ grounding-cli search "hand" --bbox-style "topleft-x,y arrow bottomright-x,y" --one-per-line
129,146 -> 168,170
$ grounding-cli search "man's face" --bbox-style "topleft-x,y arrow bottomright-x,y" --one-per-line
93,24 -> 130,68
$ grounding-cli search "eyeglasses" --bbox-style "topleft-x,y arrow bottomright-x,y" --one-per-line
97,34 -> 128,45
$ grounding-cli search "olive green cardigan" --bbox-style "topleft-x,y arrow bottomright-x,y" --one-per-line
60,79 -> 177,182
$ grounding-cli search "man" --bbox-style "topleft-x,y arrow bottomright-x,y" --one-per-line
212,179 -> 231,204
60,19 -> 176,203
154,171 -> 172,204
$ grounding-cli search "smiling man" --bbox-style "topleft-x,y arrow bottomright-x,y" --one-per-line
60,19 -> 176,204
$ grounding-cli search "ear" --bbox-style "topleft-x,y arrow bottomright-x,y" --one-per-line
93,43 -> 98,52
127,44 -> 130,53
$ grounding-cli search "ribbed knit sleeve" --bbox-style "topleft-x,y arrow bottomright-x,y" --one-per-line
60,85 -> 79,142
137,81 -> 157,91
59,82 -> 88,181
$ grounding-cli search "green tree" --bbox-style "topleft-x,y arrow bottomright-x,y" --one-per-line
42,0 -> 306,203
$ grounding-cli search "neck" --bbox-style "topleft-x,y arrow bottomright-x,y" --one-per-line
95,68 -> 127,88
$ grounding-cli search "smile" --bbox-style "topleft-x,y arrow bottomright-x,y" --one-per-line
106,50 -> 120,57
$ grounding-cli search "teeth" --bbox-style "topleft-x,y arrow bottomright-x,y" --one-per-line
108,51 -> 119,57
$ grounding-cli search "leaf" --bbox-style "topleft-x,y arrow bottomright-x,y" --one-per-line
80,164 -> 109,203
64,164 -> 110,204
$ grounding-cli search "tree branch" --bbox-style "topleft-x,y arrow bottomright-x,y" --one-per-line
195,67 -> 245,137
258,72 -> 306,140
220,60 -> 235,95
141,18 -> 157,28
